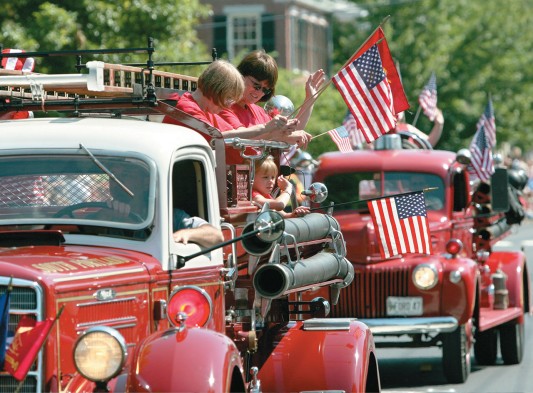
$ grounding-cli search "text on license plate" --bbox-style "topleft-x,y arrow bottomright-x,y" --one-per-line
386,296 -> 423,316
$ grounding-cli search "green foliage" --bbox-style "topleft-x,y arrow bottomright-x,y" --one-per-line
0,0 -> 212,73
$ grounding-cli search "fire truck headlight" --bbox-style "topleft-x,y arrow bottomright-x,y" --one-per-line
74,326 -> 127,382
412,264 -> 438,290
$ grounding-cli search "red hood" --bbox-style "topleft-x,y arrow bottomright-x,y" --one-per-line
0,244 -> 155,289
334,212 -> 380,264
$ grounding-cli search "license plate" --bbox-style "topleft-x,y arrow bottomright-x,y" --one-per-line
386,296 -> 423,316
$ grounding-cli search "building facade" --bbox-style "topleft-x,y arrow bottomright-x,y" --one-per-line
196,0 -> 366,75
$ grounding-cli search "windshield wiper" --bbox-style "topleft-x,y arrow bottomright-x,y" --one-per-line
79,143 -> 134,197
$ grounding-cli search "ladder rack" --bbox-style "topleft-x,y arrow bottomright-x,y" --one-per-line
0,62 -> 198,100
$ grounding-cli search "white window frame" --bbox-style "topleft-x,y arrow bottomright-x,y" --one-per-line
223,5 -> 265,60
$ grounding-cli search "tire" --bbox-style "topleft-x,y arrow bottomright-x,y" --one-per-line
474,328 -> 498,365
442,324 -> 471,384
500,321 -> 524,365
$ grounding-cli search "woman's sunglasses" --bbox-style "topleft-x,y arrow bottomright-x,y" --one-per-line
248,77 -> 272,96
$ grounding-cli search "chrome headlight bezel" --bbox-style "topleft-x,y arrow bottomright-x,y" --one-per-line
412,263 -> 439,290
73,326 -> 127,382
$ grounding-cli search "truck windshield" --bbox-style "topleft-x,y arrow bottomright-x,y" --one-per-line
322,171 -> 445,212
0,154 -> 154,230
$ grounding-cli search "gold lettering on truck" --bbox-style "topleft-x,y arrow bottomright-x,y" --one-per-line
33,256 -> 130,272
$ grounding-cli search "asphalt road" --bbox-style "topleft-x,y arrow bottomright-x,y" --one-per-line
379,219 -> 533,393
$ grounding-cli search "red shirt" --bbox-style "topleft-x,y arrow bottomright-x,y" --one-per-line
162,92 -> 241,163
219,103 -> 271,128
219,103 -> 273,164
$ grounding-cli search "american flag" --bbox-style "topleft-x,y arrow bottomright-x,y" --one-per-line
333,44 -> 396,144
368,191 -> 432,259
469,122 -> 494,183
476,98 -> 496,148
419,72 -> 438,121
342,110 -> 365,148
328,125 -> 353,153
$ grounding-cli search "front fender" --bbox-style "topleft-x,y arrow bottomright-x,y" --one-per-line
441,256 -> 478,324
258,319 -> 379,393
126,327 -> 244,393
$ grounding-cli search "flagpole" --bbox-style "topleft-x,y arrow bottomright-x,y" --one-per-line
14,305 -> 65,393
412,105 -> 422,127
289,15 -> 392,120
307,187 -> 438,212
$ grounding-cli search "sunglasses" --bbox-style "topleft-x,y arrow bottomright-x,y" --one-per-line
248,77 -> 272,96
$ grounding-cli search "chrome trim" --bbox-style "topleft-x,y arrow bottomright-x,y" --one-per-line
358,316 -> 458,335
303,318 -> 353,331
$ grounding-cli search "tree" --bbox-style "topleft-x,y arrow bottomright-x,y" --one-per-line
0,0 -> 212,73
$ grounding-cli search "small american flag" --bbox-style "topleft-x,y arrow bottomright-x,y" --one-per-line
419,72 -> 438,121
342,110 -> 365,148
469,123 -> 494,183
333,44 -> 396,143
476,98 -> 496,148
368,191 -> 432,259
328,126 -> 353,153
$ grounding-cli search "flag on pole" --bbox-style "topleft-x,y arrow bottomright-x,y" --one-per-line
418,72 -> 438,121
4,307 -> 62,381
469,125 -> 494,183
332,28 -> 408,143
468,98 -> 496,183
342,110 -> 365,147
328,126 -> 353,153
476,98 -> 496,148
368,191 -> 431,259
0,278 -> 13,369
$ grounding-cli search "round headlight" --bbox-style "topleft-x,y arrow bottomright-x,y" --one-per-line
412,264 -> 438,290
74,326 -> 127,382
167,286 -> 212,328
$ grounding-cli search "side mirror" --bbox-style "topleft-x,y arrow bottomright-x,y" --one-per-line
302,182 -> 328,203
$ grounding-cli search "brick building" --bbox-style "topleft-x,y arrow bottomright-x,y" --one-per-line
196,0 -> 366,75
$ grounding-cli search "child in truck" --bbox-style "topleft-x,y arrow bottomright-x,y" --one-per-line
252,156 -> 310,218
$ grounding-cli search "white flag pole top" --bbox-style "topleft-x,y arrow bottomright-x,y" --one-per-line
0,61 -> 105,92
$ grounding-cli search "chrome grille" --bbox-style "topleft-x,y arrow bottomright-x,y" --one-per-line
0,277 -> 43,393
331,266 -> 410,318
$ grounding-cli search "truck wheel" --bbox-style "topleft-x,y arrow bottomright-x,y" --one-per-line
442,324 -> 471,384
500,321 -> 524,365
474,328 -> 498,365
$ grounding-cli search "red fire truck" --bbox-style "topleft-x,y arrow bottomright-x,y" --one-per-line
0,44 -> 380,392
312,132 -> 530,384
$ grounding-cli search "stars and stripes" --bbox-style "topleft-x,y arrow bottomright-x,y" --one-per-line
469,98 -> 496,183
332,44 -> 396,144
419,72 -> 438,121
328,125 -> 353,153
342,110 -> 365,148
368,191 -> 432,259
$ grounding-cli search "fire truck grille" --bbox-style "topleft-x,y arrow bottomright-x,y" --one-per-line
331,266 -> 410,318
0,278 -> 43,393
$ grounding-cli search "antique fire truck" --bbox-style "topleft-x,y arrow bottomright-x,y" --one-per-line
0,44 -> 381,392
312,132 -> 530,384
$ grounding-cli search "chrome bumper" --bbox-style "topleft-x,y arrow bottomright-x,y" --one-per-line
358,316 -> 458,335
